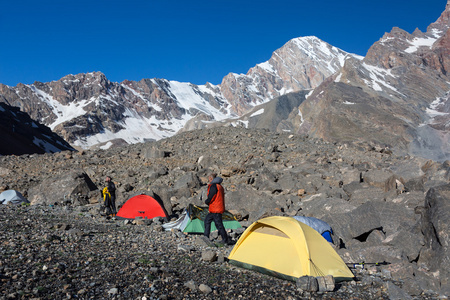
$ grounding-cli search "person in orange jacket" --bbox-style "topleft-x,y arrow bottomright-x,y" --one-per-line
203,173 -> 232,244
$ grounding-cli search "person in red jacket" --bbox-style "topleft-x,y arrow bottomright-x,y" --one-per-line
204,173 -> 232,245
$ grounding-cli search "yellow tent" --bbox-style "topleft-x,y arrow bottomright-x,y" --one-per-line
228,216 -> 354,282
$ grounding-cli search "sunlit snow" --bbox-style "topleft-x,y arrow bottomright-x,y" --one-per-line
298,108 -> 304,127
33,137 -> 61,153
405,36 -> 437,53
361,63 -> 403,95
30,85 -> 92,129
250,109 -> 264,117
168,81 -> 228,121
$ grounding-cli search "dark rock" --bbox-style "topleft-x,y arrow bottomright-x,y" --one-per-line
296,276 -> 318,292
28,169 -> 97,205
418,183 -> 450,296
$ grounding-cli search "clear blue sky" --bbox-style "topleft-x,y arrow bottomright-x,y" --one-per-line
0,0 -> 446,87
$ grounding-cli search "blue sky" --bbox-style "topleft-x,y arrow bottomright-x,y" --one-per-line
0,0 -> 446,87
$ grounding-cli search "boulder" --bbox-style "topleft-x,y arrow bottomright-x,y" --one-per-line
339,168 -> 361,185
301,195 -> 357,218
382,230 -> 424,262
327,202 -> 382,244
226,184 -> 277,214
28,169 -> 98,205
338,245 -> 404,266
417,183 -> 450,296
370,201 -> 420,235
389,158 -> 426,182
386,282 -> 413,300
142,147 -> 167,159
296,276 -> 318,292
173,172 -> 201,190
148,185 -> 173,216
347,186 -> 385,204
362,169 -> 394,191
404,177 -> 425,192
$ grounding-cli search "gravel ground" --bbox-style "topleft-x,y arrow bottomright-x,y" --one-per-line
0,204 -> 442,300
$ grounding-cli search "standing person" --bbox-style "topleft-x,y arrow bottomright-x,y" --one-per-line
103,176 -> 117,216
204,173 -> 232,245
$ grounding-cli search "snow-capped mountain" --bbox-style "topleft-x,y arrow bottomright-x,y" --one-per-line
219,36 -> 361,115
1,2 -> 449,162
296,1 -> 450,161
0,74 -> 231,149
0,37 -> 357,150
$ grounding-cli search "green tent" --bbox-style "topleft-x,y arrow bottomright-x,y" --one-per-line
163,204 -> 242,233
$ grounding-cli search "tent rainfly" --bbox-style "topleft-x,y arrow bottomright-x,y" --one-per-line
116,194 -> 168,220
292,215 -> 334,243
0,190 -> 29,205
162,204 -> 242,233
228,216 -> 354,282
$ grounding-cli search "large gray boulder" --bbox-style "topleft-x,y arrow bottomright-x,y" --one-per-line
173,172 -> 201,190
226,184 -> 277,216
417,184 -> 450,296
326,202 -> 382,245
300,194 -> 357,217
28,169 -> 98,205
362,169 -> 394,191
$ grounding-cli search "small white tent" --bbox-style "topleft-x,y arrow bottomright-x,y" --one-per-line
0,190 -> 29,205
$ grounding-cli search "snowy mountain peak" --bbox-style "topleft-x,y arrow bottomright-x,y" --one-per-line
427,0 -> 450,33
0,34 -> 358,149
219,36 -> 358,115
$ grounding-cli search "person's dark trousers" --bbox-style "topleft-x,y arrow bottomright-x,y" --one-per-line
104,195 -> 112,215
204,213 -> 228,242
111,196 -> 117,215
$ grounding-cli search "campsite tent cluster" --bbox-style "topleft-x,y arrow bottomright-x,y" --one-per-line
2,191 -> 353,282
115,193 -> 354,282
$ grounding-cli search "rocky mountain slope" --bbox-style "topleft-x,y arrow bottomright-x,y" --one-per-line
0,37 -> 357,150
0,102 -> 74,155
295,2 -> 450,162
0,126 -> 448,298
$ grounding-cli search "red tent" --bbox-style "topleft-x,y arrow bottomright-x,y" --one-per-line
116,194 -> 168,219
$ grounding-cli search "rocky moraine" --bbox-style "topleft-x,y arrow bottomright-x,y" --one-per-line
0,127 -> 449,299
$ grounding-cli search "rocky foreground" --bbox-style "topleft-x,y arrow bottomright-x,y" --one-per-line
0,203 -> 439,300
0,127 -> 449,299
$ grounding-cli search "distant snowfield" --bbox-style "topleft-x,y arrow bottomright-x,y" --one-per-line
250,108 -> 265,117
361,63 -> 403,95
30,85 -> 92,129
72,110 -> 192,148
168,81 -> 229,121
405,36 -> 437,53
418,95 -> 449,127
426,96 -> 449,118
33,136 -> 61,153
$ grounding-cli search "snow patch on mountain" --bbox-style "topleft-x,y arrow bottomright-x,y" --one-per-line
33,136 -> 63,153
250,108 -> 265,117
405,36 -> 438,53
361,63 -> 403,95
168,81 -> 229,120
423,95 -> 450,124
30,85 -> 92,129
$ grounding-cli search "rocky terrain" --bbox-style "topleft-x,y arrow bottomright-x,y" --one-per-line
0,102 -> 74,156
1,126 -> 449,299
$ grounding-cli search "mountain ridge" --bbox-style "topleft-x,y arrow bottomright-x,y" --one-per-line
0,36 -> 357,149
0,2 -> 449,161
